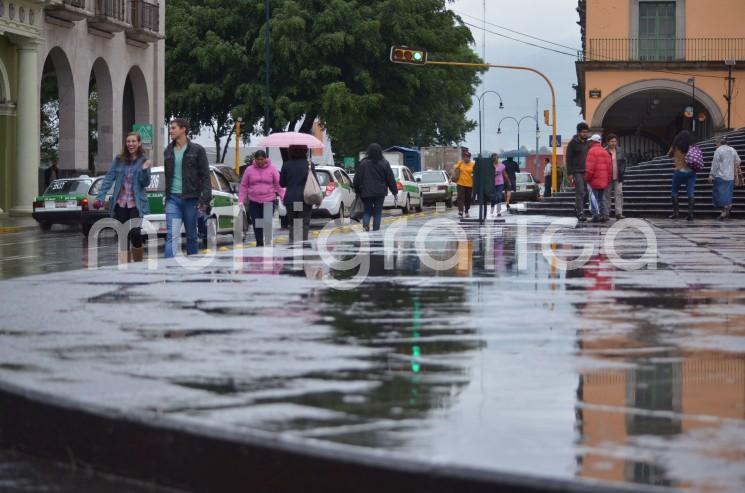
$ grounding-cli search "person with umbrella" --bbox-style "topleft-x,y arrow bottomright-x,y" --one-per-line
258,132 -> 326,244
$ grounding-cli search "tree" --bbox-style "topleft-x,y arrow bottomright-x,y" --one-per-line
166,0 -> 481,159
254,0 -> 482,156
40,76 -> 59,166
165,0 -> 264,162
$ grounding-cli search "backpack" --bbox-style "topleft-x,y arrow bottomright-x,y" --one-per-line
685,146 -> 704,172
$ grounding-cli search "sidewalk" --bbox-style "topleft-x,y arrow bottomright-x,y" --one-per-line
0,215 -> 37,234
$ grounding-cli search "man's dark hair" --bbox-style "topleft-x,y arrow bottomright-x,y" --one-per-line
171,118 -> 190,132
606,133 -> 618,142
288,145 -> 308,160
545,157 -> 551,163
366,143 -> 383,162
254,150 -> 267,159
576,122 -> 589,133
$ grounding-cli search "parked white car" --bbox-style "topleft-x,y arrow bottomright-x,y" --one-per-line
383,165 -> 422,214
312,166 -> 356,219
143,166 -> 239,244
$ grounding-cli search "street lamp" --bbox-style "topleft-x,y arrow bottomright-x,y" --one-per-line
497,115 -> 539,166
475,90 -> 504,158
687,76 -> 696,133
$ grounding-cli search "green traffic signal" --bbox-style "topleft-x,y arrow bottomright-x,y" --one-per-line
390,46 -> 428,65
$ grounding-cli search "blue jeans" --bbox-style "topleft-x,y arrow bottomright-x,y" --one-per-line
363,197 -> 385,231
592,188 -> 608,217
491,184 -> 505,207
671,170 -> 696,199
165,195 -> 199,258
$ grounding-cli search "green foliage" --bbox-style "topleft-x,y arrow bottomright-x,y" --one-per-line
166,0 -> 481,158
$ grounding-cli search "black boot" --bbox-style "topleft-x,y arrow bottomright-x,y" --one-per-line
668,197 -> 679,219
687,200 -> 695,221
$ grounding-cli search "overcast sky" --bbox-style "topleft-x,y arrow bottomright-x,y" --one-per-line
452,0 -> 583,154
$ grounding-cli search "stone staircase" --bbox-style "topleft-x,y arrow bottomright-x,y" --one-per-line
520,128 -> 745,218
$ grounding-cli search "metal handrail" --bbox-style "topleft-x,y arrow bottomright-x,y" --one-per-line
581,38 -> 745,62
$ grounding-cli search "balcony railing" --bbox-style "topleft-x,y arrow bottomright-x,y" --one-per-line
130,0 -> 159,33
581,38 -> 745,63
94,0 -> 129,24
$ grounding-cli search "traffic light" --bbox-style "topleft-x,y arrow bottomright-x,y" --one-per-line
544,110 -> 550,125
390,46 -> 428,65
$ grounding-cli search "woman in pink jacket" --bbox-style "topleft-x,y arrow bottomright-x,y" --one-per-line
585,134 -> 613,223
239,150 -> 284,246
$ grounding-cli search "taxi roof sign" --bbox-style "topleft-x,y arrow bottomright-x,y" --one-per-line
390,46 -> 427,65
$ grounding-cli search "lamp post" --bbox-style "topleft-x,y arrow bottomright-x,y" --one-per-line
497,115 -> 538,166
475,90 -> 504,158
687,76 -> 696,133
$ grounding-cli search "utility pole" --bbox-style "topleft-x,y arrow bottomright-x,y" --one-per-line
535,98 -> 540,175
482,0 -> 486,61
264,0 -> 271,135
725,60 -> 736,130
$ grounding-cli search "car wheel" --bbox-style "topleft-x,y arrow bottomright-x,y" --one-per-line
39,222 -> 52,231
401,195 -> 410,215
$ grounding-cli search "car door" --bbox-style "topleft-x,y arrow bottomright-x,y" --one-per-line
403,167 -> 421,204
212,170 -> 235,232
334,170 -> 354,207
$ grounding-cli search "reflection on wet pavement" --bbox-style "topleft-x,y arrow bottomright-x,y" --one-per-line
1,214 -> 745,492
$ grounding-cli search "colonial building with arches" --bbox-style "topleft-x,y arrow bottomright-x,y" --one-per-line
575,0 -> 744,164
0,0 -> 164,214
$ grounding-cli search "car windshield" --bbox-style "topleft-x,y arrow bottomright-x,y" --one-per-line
316,171 -> 332,186
217,167 -> 240,184
420,172 -> 445,183
44,180 -> 90,195
516,174 -> 533,184
147,172 -> 165,192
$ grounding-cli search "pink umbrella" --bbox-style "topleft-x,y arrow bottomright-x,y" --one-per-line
257,132 -> 324,149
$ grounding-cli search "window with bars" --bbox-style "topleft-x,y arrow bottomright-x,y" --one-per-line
638,2 -> 676,61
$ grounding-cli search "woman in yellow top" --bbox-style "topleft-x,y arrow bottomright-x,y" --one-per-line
453,150 -> 475,217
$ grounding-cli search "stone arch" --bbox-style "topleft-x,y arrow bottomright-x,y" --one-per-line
41,47 -> 76,170
122,65 -> 150,143
90,57 -> 114,172
591,79 -> 725,130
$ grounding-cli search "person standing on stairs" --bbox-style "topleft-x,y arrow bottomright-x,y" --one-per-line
668,130 -> 696,221
709,136 -> 742,220
566,122 -> 592,222
604,134 -> 627,220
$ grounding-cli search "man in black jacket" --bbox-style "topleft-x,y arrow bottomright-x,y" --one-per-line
164,118 -> 212,258
353,143 -> 398,231
566,122 -> 591,221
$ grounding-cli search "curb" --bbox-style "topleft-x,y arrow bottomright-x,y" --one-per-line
0,380 -> 673,493
0,225 -> 37,235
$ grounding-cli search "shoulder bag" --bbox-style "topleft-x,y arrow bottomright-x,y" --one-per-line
303,163 -> 323,206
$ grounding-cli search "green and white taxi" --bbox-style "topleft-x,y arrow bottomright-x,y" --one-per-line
313,165 -> 356,219
384,165 -> 422,214
32,176 -> 95,230
143,166 -> 239,240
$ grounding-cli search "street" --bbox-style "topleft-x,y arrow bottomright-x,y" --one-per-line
2,211 -> 745,492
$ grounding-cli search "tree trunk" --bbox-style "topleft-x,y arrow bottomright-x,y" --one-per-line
220,129 -> 234,164
299,114 -> 316,134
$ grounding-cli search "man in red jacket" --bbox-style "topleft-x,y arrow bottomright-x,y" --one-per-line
585,134 -> 613,222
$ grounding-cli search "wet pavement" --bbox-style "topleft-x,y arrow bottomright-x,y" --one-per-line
1,211 -> 745,492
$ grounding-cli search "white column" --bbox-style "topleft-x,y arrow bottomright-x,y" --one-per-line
12,39 -> 40,214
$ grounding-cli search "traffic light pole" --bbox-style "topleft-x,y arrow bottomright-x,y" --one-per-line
427,61 -> 559,193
